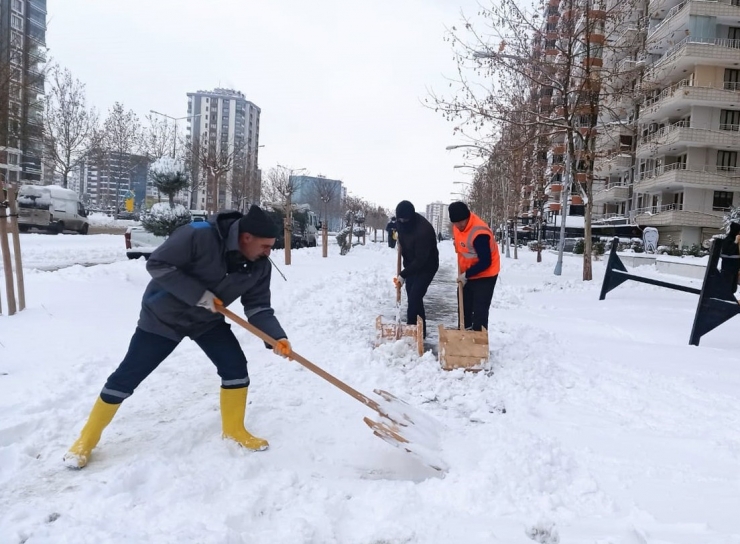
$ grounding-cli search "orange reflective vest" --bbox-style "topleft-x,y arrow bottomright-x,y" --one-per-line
453,213 -> 500,279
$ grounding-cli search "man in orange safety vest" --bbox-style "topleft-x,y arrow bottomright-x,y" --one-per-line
449,201 -> 500,331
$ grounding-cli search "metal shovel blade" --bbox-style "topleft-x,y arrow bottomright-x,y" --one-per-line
364,389 -> 448,473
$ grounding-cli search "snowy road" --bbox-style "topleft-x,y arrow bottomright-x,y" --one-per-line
1,236 -> 739,543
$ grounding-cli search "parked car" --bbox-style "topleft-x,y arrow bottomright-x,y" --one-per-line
125,210 -> 208,259
17,185 -> 90,235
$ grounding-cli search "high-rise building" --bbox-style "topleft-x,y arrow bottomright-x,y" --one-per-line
426,201 -> 450,235
0,0 -> 46,185
186,88 -> 261,212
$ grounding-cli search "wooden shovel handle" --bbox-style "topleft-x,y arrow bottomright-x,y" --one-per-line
396,242 -> 402,303
457,280 -> 465,331
216,305 -> 381,413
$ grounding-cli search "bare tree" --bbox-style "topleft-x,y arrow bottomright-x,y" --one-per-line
143,113 -> 177,160
99,102 -> 143,211
44,66 -> 98,189
432,0 -> 638,280
313,177 -> 341,228
196,136 -> 249,213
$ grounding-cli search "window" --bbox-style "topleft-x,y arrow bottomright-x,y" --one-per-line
673,192 -> 684,206
729,27 -> 740,40
12,0 -> 23,13
720,109 -> 740,131
725,68 -> 740,90
11,14 -> 23,30
713,191 -> 734,210
717,150 -> 737,171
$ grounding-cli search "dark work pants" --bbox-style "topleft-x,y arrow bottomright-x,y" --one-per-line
100,322 -> 249,404
721,258 -> 740,294
405,271 -> 436,337
460,275 -> 498,332
388,237 -> 396,249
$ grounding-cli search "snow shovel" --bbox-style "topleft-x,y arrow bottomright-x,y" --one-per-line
375,242 -> 423,356
216,304 -> 447,472
437,279 -> 489,371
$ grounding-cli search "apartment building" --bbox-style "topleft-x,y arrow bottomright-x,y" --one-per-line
591,0 -> 740,247
0,0 -> 46,185
80,151 -> 149,210
632,0 -> 740,246
426,201 -> 450,236
186,88 -> 261,212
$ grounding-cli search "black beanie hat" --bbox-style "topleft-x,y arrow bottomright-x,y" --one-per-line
448,201 -> 471,222
395,200 -> 415,220
239,205 -> 279,238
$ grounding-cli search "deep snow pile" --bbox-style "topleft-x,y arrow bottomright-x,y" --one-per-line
1,237 -> 739,544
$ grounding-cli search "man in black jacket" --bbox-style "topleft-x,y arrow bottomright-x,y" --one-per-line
393,200 -> 439,338
64,205 -> 291,468
385,216 -> 397,249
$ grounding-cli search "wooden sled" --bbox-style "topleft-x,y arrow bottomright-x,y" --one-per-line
438,281 -> 489,371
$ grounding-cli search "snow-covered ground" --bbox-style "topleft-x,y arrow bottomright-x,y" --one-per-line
1,236 -> 739,543
8,233 -> 129,271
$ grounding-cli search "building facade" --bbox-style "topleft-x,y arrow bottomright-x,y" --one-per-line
290,174 -> 344,231
591,0 -> 740,247
426,201 -> 451,236
186,88 -> 261,212
0,0 -> 46,186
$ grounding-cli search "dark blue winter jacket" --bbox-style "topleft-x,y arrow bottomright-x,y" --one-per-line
137,211 -> 287,343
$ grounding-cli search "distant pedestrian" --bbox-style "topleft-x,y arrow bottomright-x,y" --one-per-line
393,201 -> 439,338
720,221 -> 740,293
449,201 -> 500,331
386,216 -> 397,249
437,232 -> 443,243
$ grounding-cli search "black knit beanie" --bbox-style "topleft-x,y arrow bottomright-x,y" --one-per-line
239,205 -> 279,238
448,201 -> 471,222
395,200 -> 415,221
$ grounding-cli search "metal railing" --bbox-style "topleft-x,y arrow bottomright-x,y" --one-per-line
720,123 -> 740,131
648,0 -> 689,39
639,120 -> 688,145
638,162 -> 740,180
644,79 -> 740,108
633,203 -> 684,215
649,37 -> 740,73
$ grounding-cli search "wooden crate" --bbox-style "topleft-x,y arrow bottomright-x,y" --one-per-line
437,325 -> 489,371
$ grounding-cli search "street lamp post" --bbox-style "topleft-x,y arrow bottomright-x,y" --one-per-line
149,109 -> 202,158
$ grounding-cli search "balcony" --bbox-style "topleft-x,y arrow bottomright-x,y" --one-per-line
643,37 -> 740,84
641,79 -> 740,121
594,183 -> 631,204
595,153 -> 633,175
545,183 -> 563,195
648,0 -> 740,46
596,122 -> 633,153
635,162 -> 740,192
636,121 -> 740,158
633,203 -> 724,228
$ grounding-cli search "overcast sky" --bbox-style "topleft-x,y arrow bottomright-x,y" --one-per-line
47,0 -> 485,212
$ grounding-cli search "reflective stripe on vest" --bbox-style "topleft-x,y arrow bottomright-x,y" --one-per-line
460,225 -> 492,259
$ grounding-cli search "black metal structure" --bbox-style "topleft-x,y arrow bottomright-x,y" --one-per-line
599,237 -> 740,346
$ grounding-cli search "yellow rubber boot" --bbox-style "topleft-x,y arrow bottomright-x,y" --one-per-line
63,397 -> 120,468
220,387 -> 268,451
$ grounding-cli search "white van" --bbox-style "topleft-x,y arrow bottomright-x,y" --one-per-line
17,185 -> 90,235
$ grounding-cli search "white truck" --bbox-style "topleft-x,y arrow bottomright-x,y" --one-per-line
17,185 -> 90,235
124,210 -> 208,259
